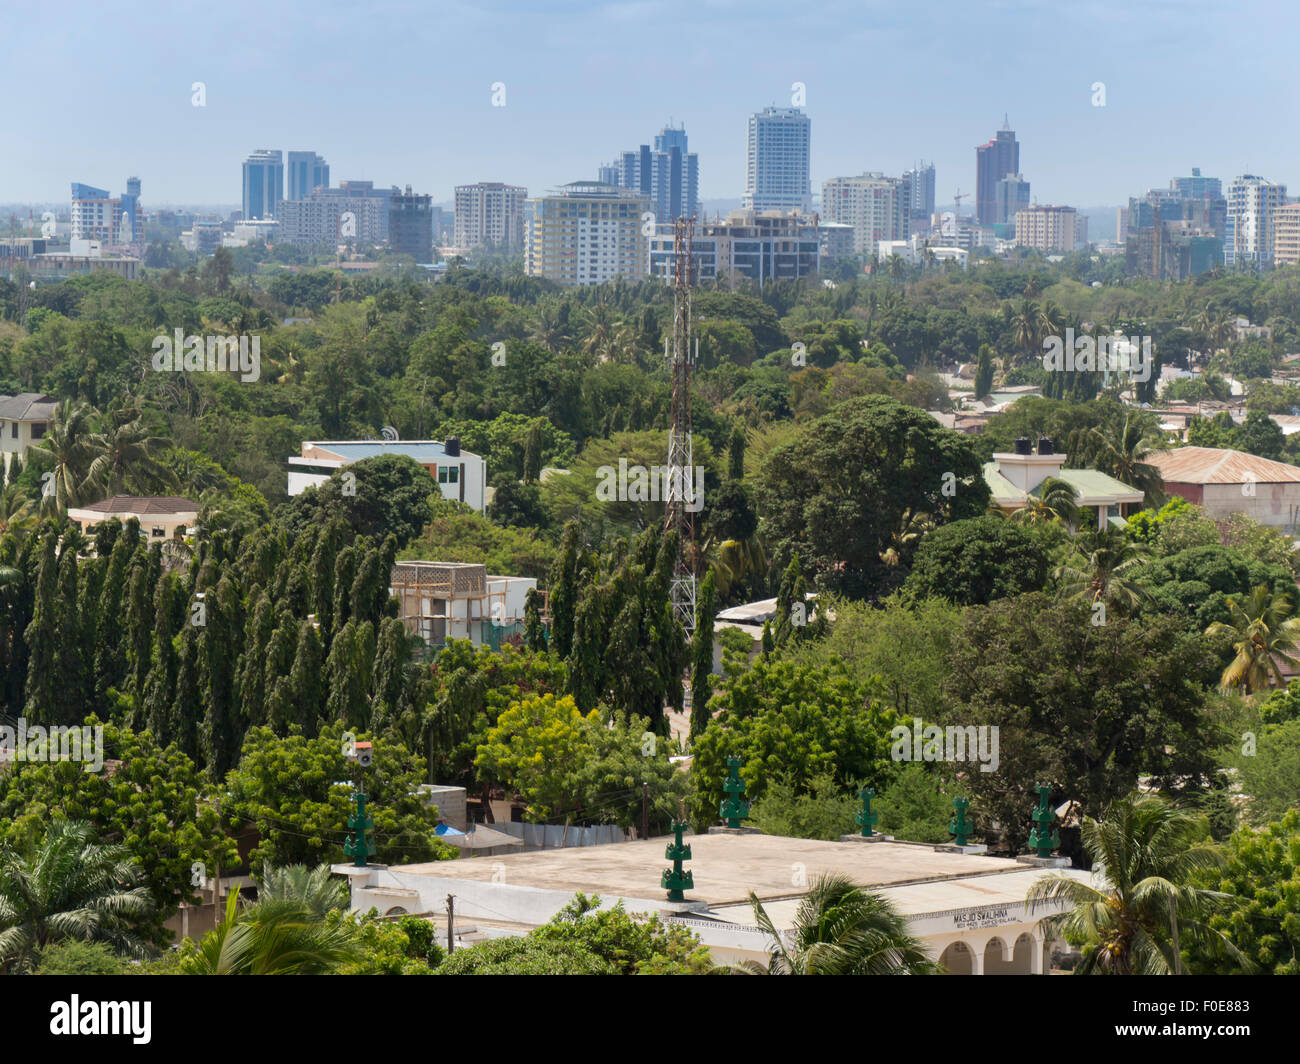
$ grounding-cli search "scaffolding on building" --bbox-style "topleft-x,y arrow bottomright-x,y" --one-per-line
389,561 -> 548,656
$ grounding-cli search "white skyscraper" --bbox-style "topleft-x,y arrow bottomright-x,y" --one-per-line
1224,175 -> 1287,268
743,107 -> 811,212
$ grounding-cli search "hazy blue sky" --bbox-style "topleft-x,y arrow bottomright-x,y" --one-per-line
4,0 -> 1298,208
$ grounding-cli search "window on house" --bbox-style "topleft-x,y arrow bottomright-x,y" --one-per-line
30,422 -> 46,439
9,424 -> 16,439
151,526 -> 165,538
438,467 -> 448,483
448,467 -> 459,484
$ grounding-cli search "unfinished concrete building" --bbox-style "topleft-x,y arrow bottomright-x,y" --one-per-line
389,561 -> 543,653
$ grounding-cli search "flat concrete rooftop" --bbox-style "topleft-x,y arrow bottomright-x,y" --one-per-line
395,833 -> 1021,908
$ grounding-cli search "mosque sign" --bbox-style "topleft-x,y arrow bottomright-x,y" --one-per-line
951,906 -> 1014,929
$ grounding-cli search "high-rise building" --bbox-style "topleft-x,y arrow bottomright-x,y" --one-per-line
975,118 -> 1019,226
453,182 -> 527,251
526,182 -> 650,285
286,152 -> 330,201
600,124 -> 699,224
993,174 -> 1031,226
1014,205 -> 1077,252
389,186 -> 433,262
242,149 -> 283,221
649,210 -> 821,286
820,173 -> 902,258
743,107 -> 812,213
276,181 -> 395,246
1171,167 -> 1222,202
1273,203 -> 1300,267
1224,175 -> 1287,268
901,162 -> 936,221
71,180 -> 141,244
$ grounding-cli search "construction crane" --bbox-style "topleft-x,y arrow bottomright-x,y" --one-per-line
953,189 -> 967,220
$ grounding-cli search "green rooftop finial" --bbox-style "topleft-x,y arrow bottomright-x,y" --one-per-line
856,786 -> 878,837
1027,784 -> 1060,858
343,791 -> 376,867
949,796 -> 974,846
719,756 -> 750,828
661,819 -> 694,901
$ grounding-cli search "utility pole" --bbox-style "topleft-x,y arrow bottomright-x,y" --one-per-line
641,782 -> 649,841
446,894 -> 455,955
665,213 -> 698,634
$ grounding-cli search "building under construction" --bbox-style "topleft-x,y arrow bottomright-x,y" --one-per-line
389,561 -> 544,653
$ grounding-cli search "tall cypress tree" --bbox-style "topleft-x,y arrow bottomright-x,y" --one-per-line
124,554 -> 154,711
93,523 -> 137,710
690,569 -> 716,739
332,545 -> 358,639
54,547 -> 90,725
22,533 -> 58,724
200,574 -> 244,779
550,522 -> 581,659
236,592 -> 275,727
143,575 -> 181,743
281,618 -> 325,735
173,621 -> 203,764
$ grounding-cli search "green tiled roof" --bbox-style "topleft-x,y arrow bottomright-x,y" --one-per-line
983,462 -> 1143,504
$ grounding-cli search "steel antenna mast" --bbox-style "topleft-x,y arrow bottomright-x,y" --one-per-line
664,213 -> 697,633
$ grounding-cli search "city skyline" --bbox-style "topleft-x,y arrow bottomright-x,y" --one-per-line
4,0 -> 1298,208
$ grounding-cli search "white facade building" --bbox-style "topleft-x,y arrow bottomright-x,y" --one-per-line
286,439 -> 487,512
1224,175 -> 1287,268
821,173 -> 903,258
743,107 -> 812,213
454,182 -> 528,251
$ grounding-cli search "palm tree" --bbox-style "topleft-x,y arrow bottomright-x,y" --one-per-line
1011,477 -> 1079,529
84,413 -> 178,498
0,819 -> 154,974
880,508 -> 934,567
255,863 -> 347,920
1089,412 -> 1166,503
1028,794 -> 1250,975
1011,298 -> 1040,364
180,889 -> 360,974
1053,526 -> 1152,616
31,400 -> 102,513
1204,584 -> 1300,693
740,873 -> 938,974
0,483 -> 37,542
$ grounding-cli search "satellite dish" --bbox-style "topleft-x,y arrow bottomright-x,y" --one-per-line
381,426 -> 399,441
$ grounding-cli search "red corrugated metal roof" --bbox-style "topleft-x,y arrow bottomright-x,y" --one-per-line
1147,447 -> 1300,484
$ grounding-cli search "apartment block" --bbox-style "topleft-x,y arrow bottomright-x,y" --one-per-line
649,210 -> 820,286
454,182 -> 527,251
1273,202 -> 1300,267
242,149 -> 283,221
743,107 -> 812,212
526,182 -> 650,285
1224,175 -> 1287,267
820,173 -> 902,258
1014,205 -> 1078,253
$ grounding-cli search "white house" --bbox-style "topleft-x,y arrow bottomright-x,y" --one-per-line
286,438 -> 487,512
0,393 -> 57,467
67,495 -> 199,542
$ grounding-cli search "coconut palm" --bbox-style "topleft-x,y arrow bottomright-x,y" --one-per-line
1204,584 -> 1300,693
30,400 -> 102,513
1028,793 -> 1250,975
740,873 -> 938,974
1053,526 -> 1152,616
179,888 -> 360,975
880,508 -> 934,567
84,413 -> 179,498
0,483 -> 37,542
0,819 -> 154,974
255,862 -> 348,920
1011,477 -> 1079,529
1011,297 -> 1040,364
1089,412 -> 1166,503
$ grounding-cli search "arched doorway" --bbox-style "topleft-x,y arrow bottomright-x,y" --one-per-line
983,936 -> 1016,975
939,940 -> 973,975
